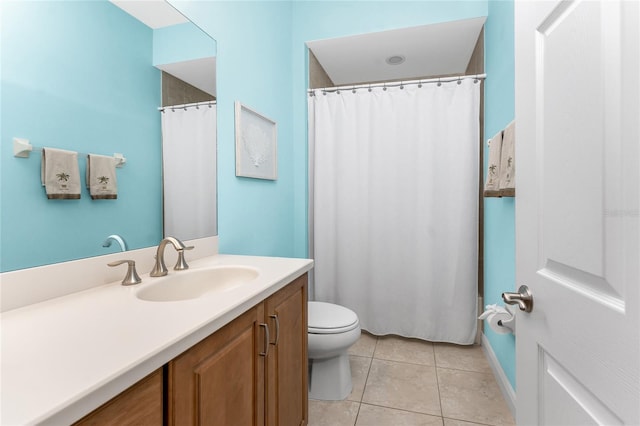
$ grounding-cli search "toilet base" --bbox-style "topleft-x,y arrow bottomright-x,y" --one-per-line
308,353 -> 352,400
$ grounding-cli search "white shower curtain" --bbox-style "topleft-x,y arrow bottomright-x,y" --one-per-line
161,104 -> 217,241
309,79 -> 479,344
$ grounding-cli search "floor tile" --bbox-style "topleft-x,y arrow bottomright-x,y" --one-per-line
434,343 -> 491,373
375,335 -> 436,366
349,332 -> 377,357
347,355 -> 372,402
356,404 -> 444,425
362,359 -> 441,416
443,418 -> 490,426
308,399 -> 360,426
437,368 -> 514,426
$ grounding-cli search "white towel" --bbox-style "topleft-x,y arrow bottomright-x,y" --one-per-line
41,147 -> 81,199
483,131 -> 503,197
499,120 -> 515,197
86,154 -> 117,199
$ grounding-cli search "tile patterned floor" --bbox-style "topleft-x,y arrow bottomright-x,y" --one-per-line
309,333 -> 514,426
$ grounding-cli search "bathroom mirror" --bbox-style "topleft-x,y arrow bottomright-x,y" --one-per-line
0,0 -> 217,272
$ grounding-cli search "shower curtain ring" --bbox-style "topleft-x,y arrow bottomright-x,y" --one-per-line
418,80 -> 422,88
437,79 -> 442,87
352,86 -> 356,93
457,76 -> 462,85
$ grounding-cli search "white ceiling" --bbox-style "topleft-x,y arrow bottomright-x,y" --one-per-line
307,17 -> 486,86
109,0 -> 216,97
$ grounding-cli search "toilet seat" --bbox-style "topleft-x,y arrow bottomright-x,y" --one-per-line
308,301 -> 359,334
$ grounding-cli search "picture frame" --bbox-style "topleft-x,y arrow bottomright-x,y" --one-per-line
235,101 -> 277,180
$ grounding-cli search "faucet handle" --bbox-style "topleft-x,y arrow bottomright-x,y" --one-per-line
174,246 -> 194,271
108,260 -> 142,286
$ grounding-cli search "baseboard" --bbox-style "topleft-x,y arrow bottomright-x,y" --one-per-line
481,333 -> 516,418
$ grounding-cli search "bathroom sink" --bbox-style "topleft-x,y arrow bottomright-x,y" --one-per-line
136,266 -> 259,302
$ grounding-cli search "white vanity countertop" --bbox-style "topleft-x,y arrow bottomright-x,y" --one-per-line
0,254 -> 313,425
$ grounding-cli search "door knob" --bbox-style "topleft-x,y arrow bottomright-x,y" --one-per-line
502,285 -> 533,313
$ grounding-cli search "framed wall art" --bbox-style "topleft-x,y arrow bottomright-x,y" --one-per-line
235,101 -> 277,180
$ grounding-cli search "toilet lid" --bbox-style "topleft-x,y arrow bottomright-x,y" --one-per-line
308,301 -> 359,334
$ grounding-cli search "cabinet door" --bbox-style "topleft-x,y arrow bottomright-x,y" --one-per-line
73,369 -> 163,426
265,274 -> 308,426
168,304 -> 266,426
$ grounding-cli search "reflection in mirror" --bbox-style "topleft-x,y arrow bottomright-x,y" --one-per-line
0,0 -> 217,272
151,18 -> 218,240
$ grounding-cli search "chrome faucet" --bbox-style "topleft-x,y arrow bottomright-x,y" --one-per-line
150,237 -> 194,277
108,259 -> 141,285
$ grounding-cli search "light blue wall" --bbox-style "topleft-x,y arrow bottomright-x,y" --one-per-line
153,22 -> 217,66
484,0 -> 516,389
0,1 -> 162,272
169,1 -> 296,257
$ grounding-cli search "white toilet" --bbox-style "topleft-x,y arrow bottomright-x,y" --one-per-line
308,301 -> 361,400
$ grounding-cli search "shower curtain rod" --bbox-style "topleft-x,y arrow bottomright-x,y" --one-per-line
308,73 -> 486,94
158,100 -> 216,112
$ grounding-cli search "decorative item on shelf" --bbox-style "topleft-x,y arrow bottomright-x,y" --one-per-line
483,120 -> 516,198
234,102 -> 277,180
498,120 -> 515,197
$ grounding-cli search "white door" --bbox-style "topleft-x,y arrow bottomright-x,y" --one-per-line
515,0 -> 639,424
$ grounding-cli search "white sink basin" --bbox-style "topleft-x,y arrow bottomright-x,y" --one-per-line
136,266 -> 259,302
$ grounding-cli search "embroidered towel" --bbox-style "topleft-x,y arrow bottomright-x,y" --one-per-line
483,130 -> 503,197
86,154 -> 117,199
499,120 -> 516,197
41,147 -> 81,199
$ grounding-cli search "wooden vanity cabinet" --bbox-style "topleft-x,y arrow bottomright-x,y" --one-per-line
75,274 -> 308,426
168,273 -> 308,426
265,274 -> 308,426
73,369 -> 163,426
168,303 -> 266,425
